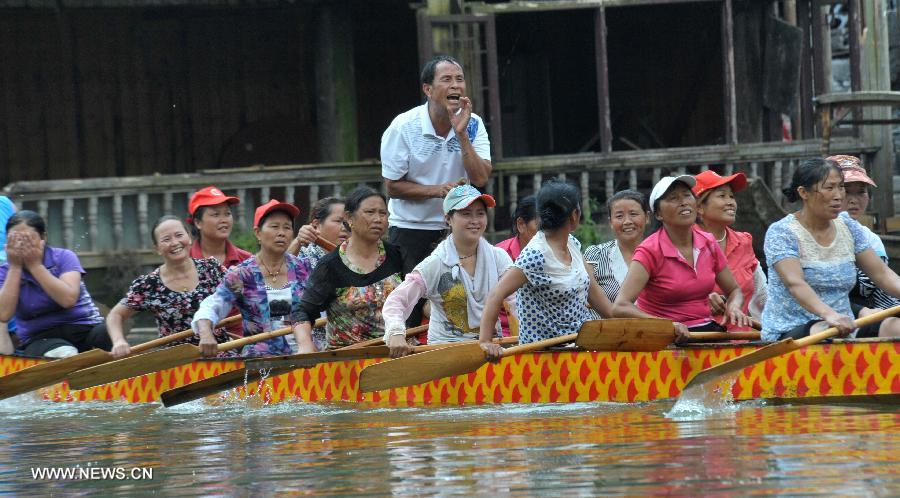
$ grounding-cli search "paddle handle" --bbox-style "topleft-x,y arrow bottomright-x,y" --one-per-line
502,333 -> 578,356
411,335 -> 519,352
216,317 -> 327,351
794,304 -> 900,348
315,237 -> 337,252
130,314 -> 242,355
750,318 -> 762,331
686,331 -> 760,341
344,324 -> 428,350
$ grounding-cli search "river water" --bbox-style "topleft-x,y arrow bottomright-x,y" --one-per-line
0,396 -> 896,496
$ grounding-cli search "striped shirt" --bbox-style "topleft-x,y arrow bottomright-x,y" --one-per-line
583,239 -> 629,303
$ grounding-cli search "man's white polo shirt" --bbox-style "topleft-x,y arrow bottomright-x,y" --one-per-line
381,103 -> 491,230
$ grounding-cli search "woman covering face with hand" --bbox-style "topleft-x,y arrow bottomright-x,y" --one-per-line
0,211 -> 110,358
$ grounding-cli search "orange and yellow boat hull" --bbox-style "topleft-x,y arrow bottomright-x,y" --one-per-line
1,340 -> 897,406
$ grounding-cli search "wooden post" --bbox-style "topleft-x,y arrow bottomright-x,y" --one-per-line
314,1 -> 358,162
593,7 -> 613,153
721,0 -> 738,144
860,0 -> 895,228
796,1 -> 815,139
811,0 -> 831,137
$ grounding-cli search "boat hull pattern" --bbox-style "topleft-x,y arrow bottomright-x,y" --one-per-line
0,341 -> 896,406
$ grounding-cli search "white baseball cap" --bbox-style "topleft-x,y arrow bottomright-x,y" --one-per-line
648,175 -> 697,213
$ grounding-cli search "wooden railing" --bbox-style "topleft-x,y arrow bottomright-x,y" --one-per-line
2,138 -> 878,268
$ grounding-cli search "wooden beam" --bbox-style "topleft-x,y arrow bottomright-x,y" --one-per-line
848,0 -> 863,92
594,7 -> 612,152
469,0 -> 721,14
721,0 -> 737,144
314,1 -> 358,162
796,0 -> 815,139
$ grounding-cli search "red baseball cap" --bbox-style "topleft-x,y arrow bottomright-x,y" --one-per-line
692,170 -> 748,198
827,155 -> 877,187
188,186 -> 240,220
254,199 -> 300,228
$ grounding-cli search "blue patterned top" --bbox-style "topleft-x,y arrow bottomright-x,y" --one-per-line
513,233 -> 592,344
761,212 -> 870,341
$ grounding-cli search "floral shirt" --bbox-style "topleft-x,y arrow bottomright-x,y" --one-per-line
192,253 -> 315,357
121,258 -> 235,358
298,240 -> 404,349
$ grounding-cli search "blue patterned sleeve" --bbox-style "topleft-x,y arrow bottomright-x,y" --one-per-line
764,219 -> 799,268
513,247 -> 549,286
469,115 -> 492,161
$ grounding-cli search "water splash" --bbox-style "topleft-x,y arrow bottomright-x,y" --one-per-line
665,372 -> 741,420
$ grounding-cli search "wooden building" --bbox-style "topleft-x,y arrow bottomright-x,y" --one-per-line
2,0 -> 897,277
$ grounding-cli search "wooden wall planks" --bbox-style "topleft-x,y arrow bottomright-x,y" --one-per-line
0,6 -> 322,187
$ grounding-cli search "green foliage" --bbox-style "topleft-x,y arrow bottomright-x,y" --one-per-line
230,229 -> 259,253
573,198 -> 614,248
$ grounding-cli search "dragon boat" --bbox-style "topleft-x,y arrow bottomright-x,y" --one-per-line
0,338 -> 896,406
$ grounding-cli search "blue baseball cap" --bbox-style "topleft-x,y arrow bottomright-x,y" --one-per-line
443,184 -> 496,214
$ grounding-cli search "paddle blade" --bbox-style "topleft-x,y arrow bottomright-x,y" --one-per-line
0,349 -> 112,400
67,344 -> 200,390
160,366 -> 294,407
360,343 -> 487,393
681,338 -> 797,391
575,319 -> 674,351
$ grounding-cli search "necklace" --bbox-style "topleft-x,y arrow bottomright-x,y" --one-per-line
258,256 -> 283,279
716,231 -> 727,243
163,265 -> 194,292
458,253 -> 475,260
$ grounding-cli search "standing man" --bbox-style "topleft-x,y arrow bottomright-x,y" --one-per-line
381,55 -> 492,327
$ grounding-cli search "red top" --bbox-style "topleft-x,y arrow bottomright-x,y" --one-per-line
190,239 -> 251,336
495,235 -> 523,262
713,227 -> 758,330
189,239 -> 251,269
632,225 -> 728,327
495,236 -> 523,336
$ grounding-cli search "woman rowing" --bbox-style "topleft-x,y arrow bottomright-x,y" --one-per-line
192,200 -> 315,357
612,175 -> 751,341
187,186 -> 251,268
0,211 -> 110,358
480,180 -> 614,359
383,185 -> 514,358
584,190 -> 650,303
294,187 -> 403,350
494,195 -> 536,335
692,171 -> 767,329
762,158 -> 900,341
104,216 -> 235,359
287,196 -> 349,350
826,155 -> 899,311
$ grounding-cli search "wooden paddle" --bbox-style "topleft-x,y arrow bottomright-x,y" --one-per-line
0,315 -> 241,400
160,324 -> 502,407
66,317 -> 326,391
160,336 -> 521,407
685,331 -> 760,342
158,323 -> 426,407
574,319 -> 675,351
681,305 -> 900,392
360,332 -> 578,393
